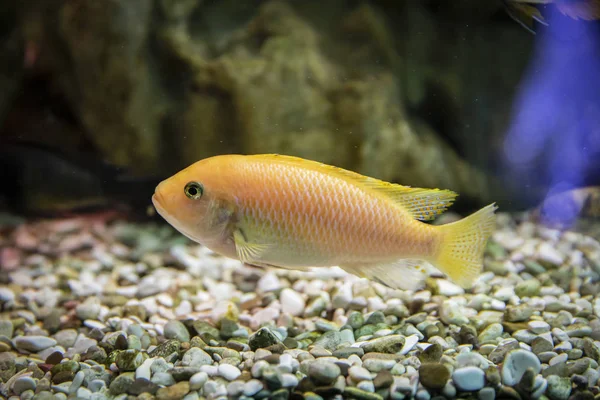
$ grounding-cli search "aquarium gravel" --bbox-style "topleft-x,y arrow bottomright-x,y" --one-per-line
1,212 -> 600,400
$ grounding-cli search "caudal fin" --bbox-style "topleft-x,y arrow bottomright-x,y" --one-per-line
435,203 -> 498,289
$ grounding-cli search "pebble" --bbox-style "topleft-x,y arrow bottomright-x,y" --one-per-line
3,211 -> 600,400
478,323 -> 504,342
218,364 -> 241,380
453,366 -> 485,391
13,376 -> 37,395
14,336 -> 57,352
546,375 -> 572,400
164,320 -> 190,342
308,361 -> 341,385
502,349 -> 542,386
243,379 -> 264,396
349,366 -> 372,381
189,371 -> 208,390
280,288 -> 305,316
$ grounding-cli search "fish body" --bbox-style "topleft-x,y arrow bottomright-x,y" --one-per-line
152,154 -> 497,290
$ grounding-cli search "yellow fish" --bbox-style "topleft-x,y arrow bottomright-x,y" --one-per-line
152,154 -> 497,290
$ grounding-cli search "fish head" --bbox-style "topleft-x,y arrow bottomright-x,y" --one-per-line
152,156 -> 236,244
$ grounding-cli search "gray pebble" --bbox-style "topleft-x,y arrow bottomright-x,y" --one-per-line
14,336 -> 57,352
164,320 -> 190,342
308,361 -> 341,385
227,380 -> 245,397
502,349 -> 541,386
182,347 -> 212,367
0,320 -> 14,338
349,366 -> 372,381
151,371 -> 175,386
478,387 -> 496,400
12,376 -> 37,395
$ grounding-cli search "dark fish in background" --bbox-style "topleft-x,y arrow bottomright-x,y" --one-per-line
0,141 -> 161,218
503,0 -> 600,33
531,186 -> 600,230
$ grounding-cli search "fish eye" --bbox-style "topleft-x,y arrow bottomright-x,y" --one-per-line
184,181 -> 204,200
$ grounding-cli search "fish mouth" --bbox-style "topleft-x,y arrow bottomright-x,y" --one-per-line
151,192 -> 169,219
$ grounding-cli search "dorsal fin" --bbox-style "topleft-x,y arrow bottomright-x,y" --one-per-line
249,154 -> 458,221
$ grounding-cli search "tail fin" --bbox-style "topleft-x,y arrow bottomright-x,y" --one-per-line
435,203 -> 498,289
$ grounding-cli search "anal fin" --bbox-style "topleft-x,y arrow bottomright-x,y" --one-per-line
340,259 -> 431,290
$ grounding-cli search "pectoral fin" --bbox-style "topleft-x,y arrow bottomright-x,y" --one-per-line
233,230 -> 272,264
340,259 -> 431,290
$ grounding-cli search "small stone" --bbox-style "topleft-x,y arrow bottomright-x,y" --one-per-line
280,289 -> 305,317
583,338 -> 600,361
343,387 -> 384,400
528,320 -> 551,334
361,335 -> 405,354
189,371 -> 208,390
333,347 -> 364,358
14,335 -> 57,352
349,366 -> 372,381
75,298 -> 101,320
182,347 -> 212,367
151,372 -> 176,386
249,328 -> 282,351
502,349 -> 541,386
0,320 -> 14,338
281,373 -> 299,388
565,324 -> 593,338
546,375 -> 572,400
478,323 -> 504,343
505,304 -> 534,322
219,364 -> 241,380
156,381 -> 190,400
244,379 -> 264,396
373,370 -> 393,389
13,376 -> 37,395
453,366 -> 485,391
399,334 -> 419,355
109,372 -> 136,395
419,343 -> 443,363
532,337 -> 554,354
515,279 -> 541,297
478,387 -> 496,400
308,361 -> 341,385
150,339 -> 181,358
116,349 -> 148,371
419,363 -> 450,390
164,321 -> 190,342
363,358 -> 395,372
313,331 -> 343,352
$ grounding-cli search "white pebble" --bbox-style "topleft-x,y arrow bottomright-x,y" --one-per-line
218,364 -> 241,381
280,289 -> 305,317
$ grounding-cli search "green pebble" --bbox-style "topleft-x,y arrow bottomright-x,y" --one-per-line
515,278 -> 542,297
313,331 -> 343,352
249,327 -> 282,351
116,349 -> 148,371
50,360 -> 80,376
347,312 -> 364,329
109,372 -> 136,395
365,312 -> 386,325
192,321 -> 220,340
149,339 -> 181,358
361,335 -> 405,354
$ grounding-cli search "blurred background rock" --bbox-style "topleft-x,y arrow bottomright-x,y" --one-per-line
0,0 -> 598,216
